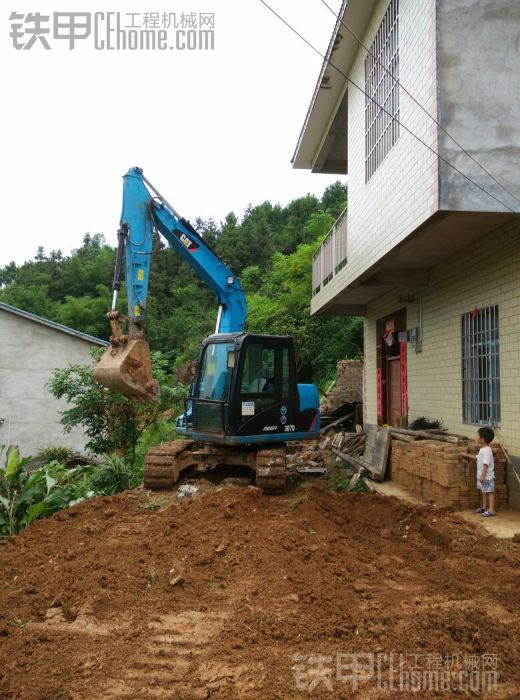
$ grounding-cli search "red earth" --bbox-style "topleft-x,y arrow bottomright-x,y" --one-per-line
0,485 -> 519,699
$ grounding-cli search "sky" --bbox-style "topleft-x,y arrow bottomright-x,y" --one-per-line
0,1 -> 344,265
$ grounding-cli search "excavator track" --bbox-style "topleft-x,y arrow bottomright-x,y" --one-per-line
143,440 -> 196,490
255,447 -> 287,494
144,441 -> 288,494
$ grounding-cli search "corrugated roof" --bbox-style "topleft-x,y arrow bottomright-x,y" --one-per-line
0,302 -> 109,346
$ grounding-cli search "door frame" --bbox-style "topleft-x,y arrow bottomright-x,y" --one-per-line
386,355 -> 402,426
376,309 -> 408,426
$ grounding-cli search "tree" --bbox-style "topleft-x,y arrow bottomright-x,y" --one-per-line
48,349 -> 181,462
0,283 -> 57,319
195,217 -> 219,247
54,286 -> 113,339
246,209 -> 362,382
2,181 -> 358,385
49,249 -> 63,262
275,194 -> 321,253
0,261 -> 17,288
34,246 -> 46,262
321,181 -> 348,218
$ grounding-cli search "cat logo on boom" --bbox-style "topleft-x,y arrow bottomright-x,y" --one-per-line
179,232 -> 198,252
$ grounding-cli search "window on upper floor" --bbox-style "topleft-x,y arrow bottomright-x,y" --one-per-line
461,305 -> 501,426
365,0 -> 400,182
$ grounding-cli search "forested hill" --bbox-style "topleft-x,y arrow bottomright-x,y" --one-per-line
0,182 -> 362,384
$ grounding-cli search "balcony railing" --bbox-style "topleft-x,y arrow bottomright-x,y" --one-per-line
312,206 -> 348,296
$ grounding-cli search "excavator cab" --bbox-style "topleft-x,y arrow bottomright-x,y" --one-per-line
176,332 -> 319,443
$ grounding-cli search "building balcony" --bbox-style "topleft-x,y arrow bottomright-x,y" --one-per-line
310,208 -> 517,318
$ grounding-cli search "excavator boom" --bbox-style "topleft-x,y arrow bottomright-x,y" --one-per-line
93,167 -> 247,401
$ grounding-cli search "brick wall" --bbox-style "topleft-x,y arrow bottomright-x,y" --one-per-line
364,216 -> 520,504
390,440 -> 508,511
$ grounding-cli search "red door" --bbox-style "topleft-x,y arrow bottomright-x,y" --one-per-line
386,356 -> 402,426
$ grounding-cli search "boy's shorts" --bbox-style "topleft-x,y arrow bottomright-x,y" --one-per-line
477,479 -> 495,493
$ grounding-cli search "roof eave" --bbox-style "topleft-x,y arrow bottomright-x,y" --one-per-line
0,302 -> 109,346
292,0 -> 379,174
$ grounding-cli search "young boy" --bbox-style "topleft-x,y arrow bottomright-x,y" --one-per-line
475,427 -> 496,517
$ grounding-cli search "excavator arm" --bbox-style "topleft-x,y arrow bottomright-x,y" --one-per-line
93,167 -> 247,400
118,167 -> 246,333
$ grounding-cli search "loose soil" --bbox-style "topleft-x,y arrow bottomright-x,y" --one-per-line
0,485 -> 519,699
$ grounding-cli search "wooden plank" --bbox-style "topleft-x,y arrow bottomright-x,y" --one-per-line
363,479 -> 377,493
346,473 -> 361,491
333,427 -> 391,482
363,426 -> 392,482
390,433 -> 416,443
320,412 -> 354,433
389,427 -> 460,443
332,449 -> 365,473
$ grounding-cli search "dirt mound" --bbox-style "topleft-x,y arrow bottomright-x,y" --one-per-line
0,486 -> 519,698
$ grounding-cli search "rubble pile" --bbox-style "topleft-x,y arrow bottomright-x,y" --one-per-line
288,428 -> 366,476
287,443 -> 326,475
321,359 -> 363,412
321,430 -> 366,456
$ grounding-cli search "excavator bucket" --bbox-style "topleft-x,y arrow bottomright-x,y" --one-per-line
93,338 -> 159,402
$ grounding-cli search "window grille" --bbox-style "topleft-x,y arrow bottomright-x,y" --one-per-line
365,0 -> 399,181
461,306 -> 500,425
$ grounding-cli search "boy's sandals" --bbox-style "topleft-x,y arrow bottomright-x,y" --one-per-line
475,507 -> 486,513
481,511 -> 496,517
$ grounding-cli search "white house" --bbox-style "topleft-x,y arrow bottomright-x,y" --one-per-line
0,302 -> 108,458
293,0 -> 520,506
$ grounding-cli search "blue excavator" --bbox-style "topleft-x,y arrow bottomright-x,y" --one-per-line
93,167 -> 320,493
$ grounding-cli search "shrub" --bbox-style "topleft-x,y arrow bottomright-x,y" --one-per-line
409,417 -> 443,431
0,447 -> 92,536
37,446 -> 75,464
49,349 -> 180,462
88,455 -> 137,496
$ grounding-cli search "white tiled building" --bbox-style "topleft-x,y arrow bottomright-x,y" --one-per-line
293,0 -> 520,505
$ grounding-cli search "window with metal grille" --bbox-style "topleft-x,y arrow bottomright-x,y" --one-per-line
365,0 -> 399,182
461,306 -> 500,425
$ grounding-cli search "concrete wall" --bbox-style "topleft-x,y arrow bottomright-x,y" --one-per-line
0,311 -> 100,458
311,0 -> 439,315
363,217 -> 520,507
437,0 -> 520,212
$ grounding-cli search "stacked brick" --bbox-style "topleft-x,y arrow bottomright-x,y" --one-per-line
390,439 -> 508,510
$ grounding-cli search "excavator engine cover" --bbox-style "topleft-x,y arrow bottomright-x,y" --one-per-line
93,337 -> 159,401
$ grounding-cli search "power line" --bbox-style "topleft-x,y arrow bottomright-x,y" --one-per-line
258,0 -> 516,214
318,0 -> 520,208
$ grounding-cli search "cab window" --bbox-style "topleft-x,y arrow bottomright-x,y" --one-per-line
195,343 -> 234,400
241,343 -> 276,394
